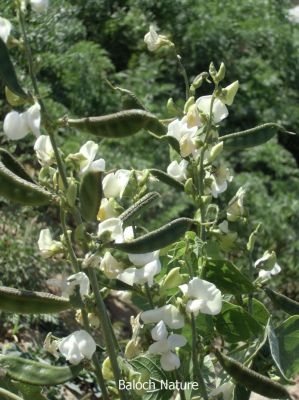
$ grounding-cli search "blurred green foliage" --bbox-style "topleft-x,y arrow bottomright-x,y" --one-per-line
0,0 -> 299,299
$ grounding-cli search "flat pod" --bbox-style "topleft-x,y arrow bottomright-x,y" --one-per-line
119,191 -> 161,226
0,161 -> 53,206
113,217 -> 193,253
79,170 -> 102,222
0,148 -> 35,183
221,124 -> 279,149
67,109 -> 167,138
215,350 -> 290,399
0,38 -> 28,99
265,288 -> 299,316
0,286 -> 71,314
0,356 -> 82,386
149,169 -> 184,192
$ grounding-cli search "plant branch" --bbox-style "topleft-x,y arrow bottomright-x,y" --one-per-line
220,122 -> 294,141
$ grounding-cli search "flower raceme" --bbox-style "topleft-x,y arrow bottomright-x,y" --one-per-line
4,103 -> 41,140
0,17 -> 12,43
148,321 -> 187,371
179,277 -> 222,316
58,330 -> 96,365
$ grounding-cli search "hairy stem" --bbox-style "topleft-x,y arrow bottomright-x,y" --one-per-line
221,122 -> 289,141
0,388 -> 23,400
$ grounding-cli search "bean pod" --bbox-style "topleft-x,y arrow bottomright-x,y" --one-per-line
79,170 -> 103,222
66,109 -> 167,138
0,356 -> 82,386
0,160 -> 54,206
149,169 -> 184,192
0,148 -> 35,183
119,192 -> 161,226
0,38 -> 28,99
265,287 -> 299,316
0,286 -> 71,314
215,350 -> 291,399
113,217 -> 193,253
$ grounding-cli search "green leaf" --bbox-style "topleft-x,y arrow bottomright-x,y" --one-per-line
129,355 -> 173,400
215,301 -> 263,343
275,316 -> 299,379
265,288 -> 299,316
267,321 -> 293,383
149,169 -> 184,191
202,259 -> 254,295
0,38 -> 28,99
243,298 -> 270,326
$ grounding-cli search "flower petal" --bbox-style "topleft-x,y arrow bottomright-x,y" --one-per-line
167,334 -> 187,350
160,351 -> 180,371
151,320 -> 168,341
3,111 -> 29,140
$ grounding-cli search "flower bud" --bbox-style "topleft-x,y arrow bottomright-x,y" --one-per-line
220,80 -> 239,105
184,178 -> 194,196
125,338 -> 141,359
207,141 -> 223,163
161,267 -> 184,291
216,62 -> 226,82
144,25 -> 173,52
88,313 -> 100,328
209,62 -> 217,82
183,96 -> 195,114
167,98 -> 180,116
102,357 -> 114,380
66,180 -> 77,208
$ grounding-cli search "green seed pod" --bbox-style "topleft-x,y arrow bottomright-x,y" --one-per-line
5,86 -> 27,107
0,148 -> 34,183
0,286 -> 71,314
115,86 -> 145,110
119,192 -> 160,226
66,110 -> 167,138
113,218 -> 193,253
79,170 -> 102,222
0,160 -> 54,206
215,350 -> 290,399
0,38 -> 28,99
0,356 -> 82,386
265,287 -> 299,316
149,168 -> 184,192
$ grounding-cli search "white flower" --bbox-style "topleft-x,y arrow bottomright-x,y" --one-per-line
79,141 -> 105,175
0,17 -> 12,43
144,25 -> 170,52
38,228 -> 62,258
97,217 -> 124,243
210,382 -> 234,400
102,170 -> 131,199
63,272 -> 90,298
167,118 -> 197,157
34,135 -> 54,165
58,330 -> 96,365
3,111 -> 29,140
210,165 -> 233,198
30,0 -> 49,13
148,321 -> 187,371
254,250 -> 276,271
196,95 -> 228,125
117,259 -> 161,287
110,290 -> 132,302
288,6 -> 299,23
179,277 -> 222,316
258,263 -> 281,280
128,251 -> 160,266
227,186 -> 246,222
123,226 -> 135,242
218,220 -> 229,233
167,160 -> 188,182
3,103 -> 41,140
100,252 -> 123,279
141,304 -> 185,329
97,198 -> 118,221
82,252 -> 101,269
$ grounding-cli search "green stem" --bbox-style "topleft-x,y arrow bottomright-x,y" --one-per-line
173,47 -> 190,100
248,252 -> 254,314
173,370 -> 186,400
191,314 -> 208,400
88,267 -> 127,400
0,388 -> 23,400
144,283 -> 154,308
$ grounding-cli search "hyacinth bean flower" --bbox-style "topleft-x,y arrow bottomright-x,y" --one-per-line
196,95 -> 228,125
167,160 -> 188,182
255,251 -> 282,280
166,118 -> 197,157
34,135 -> 54,165
117,251 -> 161,287
79,141 -> 105,175
0,17 -> 12,43
100,251 -> 123,279
141,304 -> 185,329
148,320 -> 187,371
227,186 -> 246,222
102,169 -> 131,199
179,277 -> 222,316
47,272 -> 90,299
209,165 -> 233,198
3,103 -> 41,140
58,330 -> 96,365
144,25 -> 171,52
30,0 -> 49,13
38,228 -> 63,258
